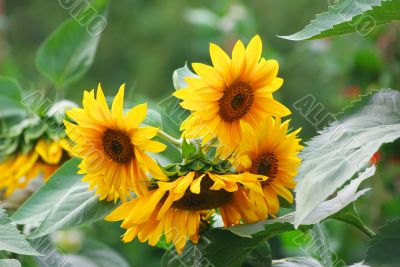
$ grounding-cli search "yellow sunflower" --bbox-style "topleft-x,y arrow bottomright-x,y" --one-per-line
64,84 -> 168,202
0,138 -> 71,197
106,171 -> 264,254
237,116 -> 302,217
174,35 -> 290,153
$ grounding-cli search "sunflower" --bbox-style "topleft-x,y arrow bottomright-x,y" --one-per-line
106,171 -> 264,253
0,138 -> 71,197
174,35 -> 290,153
237,116 -> 302,217
64,84 -> 168,202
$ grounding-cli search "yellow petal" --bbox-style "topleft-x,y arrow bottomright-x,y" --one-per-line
112,84 -> 125,121
190,174 -> 205,194
125,103 -> 147,129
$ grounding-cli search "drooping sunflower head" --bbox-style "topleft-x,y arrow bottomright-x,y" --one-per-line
174,35 -> 291,153
0,138 -> 71,198
238,116 -> 302,217
64,84 -> 168,202
106,170 -> 264,254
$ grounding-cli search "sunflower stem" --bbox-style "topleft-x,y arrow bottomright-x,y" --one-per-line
157,130 -> 182,148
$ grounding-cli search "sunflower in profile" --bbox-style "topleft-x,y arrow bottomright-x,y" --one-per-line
174,35 -> 290,153
0,138 -> 71,197
106,171 -> 264,253
64,84 -> 168,202
237,116 -> 302,217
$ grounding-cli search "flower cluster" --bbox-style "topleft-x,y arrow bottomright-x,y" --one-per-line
0,99 -> 76,199
64,35 -> 302,253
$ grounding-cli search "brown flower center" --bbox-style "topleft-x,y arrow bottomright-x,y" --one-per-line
103,129 -> 134,164
219,81 -> 254,122
172,174 -> 233,210
249,152 -> 278,186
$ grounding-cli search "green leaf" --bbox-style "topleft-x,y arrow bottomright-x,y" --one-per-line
279,0 -> 400,41
30,236 -> 74,266
294,89 -> 400,227
330,203 -> 376,238
0,259 -> 22,267
365,219 -> 400,267
67,239 -> 129,267
172,63 -> 197,90
229,166 -> 374,239
182,139 -> 197,159
0,77 -> 25,118
272,257 -> 324,267
35,0 -> 109,87
243,241 -> 272,267
161,240 -> 209,267
12,158 -> 115,238
203,223 -> 295,267
0,208 -> 40,256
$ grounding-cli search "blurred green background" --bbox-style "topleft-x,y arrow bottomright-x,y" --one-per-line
1,0 -> 399,266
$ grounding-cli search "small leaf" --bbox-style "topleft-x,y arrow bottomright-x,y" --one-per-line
182,139 -> 197,159
0,208 -> 40,256
12,158 -> 115,238
280,0 -> 400,41
294,89 -> 400,227
35,0 -> 109,86
365,219 -> 400,267
172,63 -> 198,90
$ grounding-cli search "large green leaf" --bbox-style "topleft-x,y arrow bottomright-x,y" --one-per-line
294,89 -> 400,227
161,223 -> 292,267
202,223 -> 296,267
229,166 -> 374,238
161,240 -> 208,267
0,208 -> 40,256
0,77 -> 25,118
243,241 -> 272,267
365,219 -> 400,267
280,0 -> 400,41
35,0 -> 109,87
0,259 -> 22,267
67,239 -> 129,267
12,158 -> 115,238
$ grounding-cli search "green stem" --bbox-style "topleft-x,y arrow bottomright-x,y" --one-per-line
331,204 -> 376,238
157,129 -> 182,148
55,85 -> 65,102
341,217 -> 376,238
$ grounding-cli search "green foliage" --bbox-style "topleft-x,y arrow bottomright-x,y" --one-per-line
0,208 -> 40,256
280,0 -> 400,41
365,219 -> 400,267
294,89 -> 400,227
0,77 -> 25,118
12,158 -> 115,239
0,259 -> 22,267
272,257 -> 324,267
66,239 -> 129,267
35,0 -> 109,87
172,63 -> 197,90
243,241 -> 272,267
